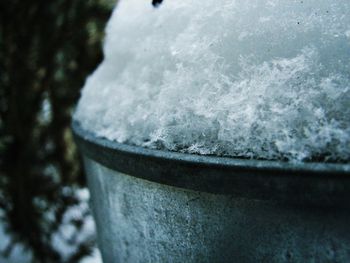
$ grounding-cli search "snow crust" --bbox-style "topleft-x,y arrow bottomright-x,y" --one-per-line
75,0 -> 350,162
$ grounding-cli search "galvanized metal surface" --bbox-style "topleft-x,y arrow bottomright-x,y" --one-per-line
73,122 -> 350,262
85,157 -> 350,263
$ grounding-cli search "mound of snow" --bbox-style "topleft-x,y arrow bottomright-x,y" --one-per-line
75,0 -> 350,162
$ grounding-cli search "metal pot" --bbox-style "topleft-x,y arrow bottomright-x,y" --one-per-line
72,122 -> 350,263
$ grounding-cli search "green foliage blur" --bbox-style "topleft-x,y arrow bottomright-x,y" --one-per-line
0,0 -> 114,262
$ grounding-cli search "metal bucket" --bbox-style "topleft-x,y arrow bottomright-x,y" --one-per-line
72,122 -> 350,263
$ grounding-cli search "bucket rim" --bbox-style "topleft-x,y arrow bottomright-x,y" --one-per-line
72,121 -> 350,205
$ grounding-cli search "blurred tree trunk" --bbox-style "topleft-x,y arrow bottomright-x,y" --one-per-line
0,0 -> 114,262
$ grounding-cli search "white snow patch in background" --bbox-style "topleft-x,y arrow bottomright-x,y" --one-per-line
80,248 -> 102,263
0,188 -> 102,263
0,220 -> 32,263
0,210 -> 32,263
75,0 -> 350,162
51,188 -> 102,263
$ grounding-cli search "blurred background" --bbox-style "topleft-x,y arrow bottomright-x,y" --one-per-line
0,0 -> 116,262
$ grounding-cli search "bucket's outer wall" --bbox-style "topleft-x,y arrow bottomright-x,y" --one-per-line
84,156 -> 350,263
